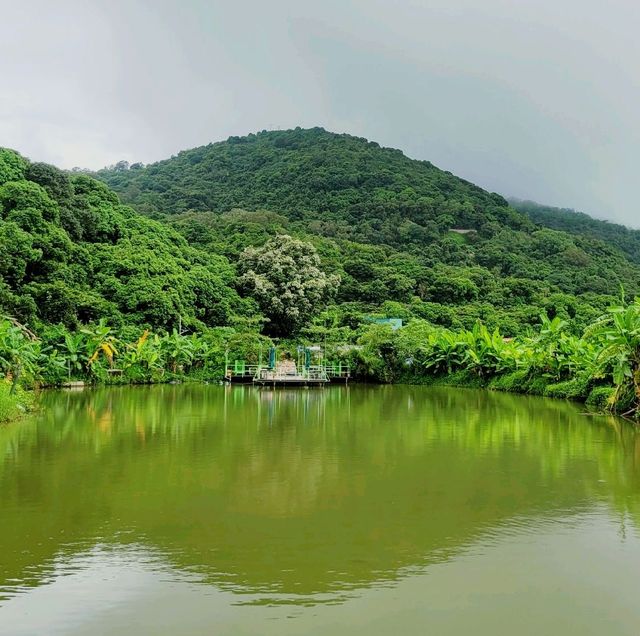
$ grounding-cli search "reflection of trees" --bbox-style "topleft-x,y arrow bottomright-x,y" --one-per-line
0,385 -> 639,601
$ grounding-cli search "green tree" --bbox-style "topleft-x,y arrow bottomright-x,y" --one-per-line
0,149 -> 28,186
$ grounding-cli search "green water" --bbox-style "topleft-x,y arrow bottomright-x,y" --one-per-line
1,385 -> 639,635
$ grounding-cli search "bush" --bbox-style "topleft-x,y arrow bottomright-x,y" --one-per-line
585,386 -> 616,411
523,375 -> 552,396
0,381 -> 34,423
488,370 -> 529,393
544,376 -> 591,400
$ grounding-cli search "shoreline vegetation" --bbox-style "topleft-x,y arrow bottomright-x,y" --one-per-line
1,296 -> 639,423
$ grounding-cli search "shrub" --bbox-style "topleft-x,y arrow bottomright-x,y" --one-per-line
544,376 -> 591,400
0,380 -> 34,423
585,386 -> 617,411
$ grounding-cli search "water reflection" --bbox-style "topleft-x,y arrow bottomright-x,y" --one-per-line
0,385 -> 639,608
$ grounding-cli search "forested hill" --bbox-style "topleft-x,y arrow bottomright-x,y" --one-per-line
510,198 -> 640,265
94,128 -> 640,332
4,129 -> 640,338
97,127 -> 528,248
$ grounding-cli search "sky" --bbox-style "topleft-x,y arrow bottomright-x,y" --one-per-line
1,0 -> 638,226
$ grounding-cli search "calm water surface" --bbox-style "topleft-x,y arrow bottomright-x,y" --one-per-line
1,385 -> 639,635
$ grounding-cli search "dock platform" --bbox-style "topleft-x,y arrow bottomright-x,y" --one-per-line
253,363 -> 328,387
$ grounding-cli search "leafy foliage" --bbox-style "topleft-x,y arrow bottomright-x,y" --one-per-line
0,318 -> 272,388
0,150 -> 253,331
337,298 -> 640,418
512,198 -> 640,265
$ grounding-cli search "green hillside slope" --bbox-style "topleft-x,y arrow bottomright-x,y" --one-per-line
98,127 -> 525,247
96,128 -> 640,334
510,198 -> 640,265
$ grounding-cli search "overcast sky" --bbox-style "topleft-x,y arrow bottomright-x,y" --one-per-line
1,0 -> 638,226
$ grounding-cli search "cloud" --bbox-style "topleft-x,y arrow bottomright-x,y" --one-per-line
2,0 -> 638,225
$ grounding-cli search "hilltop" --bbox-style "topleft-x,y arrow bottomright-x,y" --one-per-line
98,127 -> 525,248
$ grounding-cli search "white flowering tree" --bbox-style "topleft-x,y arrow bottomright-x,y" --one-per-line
237,235 -> 339,336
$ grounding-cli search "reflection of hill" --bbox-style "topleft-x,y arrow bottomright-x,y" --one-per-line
1,385 -> 639,601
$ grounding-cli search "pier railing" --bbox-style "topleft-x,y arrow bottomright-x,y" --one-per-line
225,363 -> 260,380
255,365 -> 328,382
226,360 -> 350,383
323,363 -> 351,380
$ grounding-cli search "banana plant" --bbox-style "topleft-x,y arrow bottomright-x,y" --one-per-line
0,319 -> 40,393
463,323 -> 520,377
38,344 -> 69,385
526,313 -> 571,379
160,330 -> 196,374
81,320 -> 119,377
121,330 -> 164,382
584,298 -> 640,414
61,332 -> 87,379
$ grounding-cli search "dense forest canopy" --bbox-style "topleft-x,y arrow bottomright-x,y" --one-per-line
510,198 -> 640,265
0,148 -> 253,331
3,128 -> 640,339
95,128 -> 640,336
98,127 -> 524,244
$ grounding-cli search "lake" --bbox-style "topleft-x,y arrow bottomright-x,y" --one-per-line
0,384 -> 639,635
